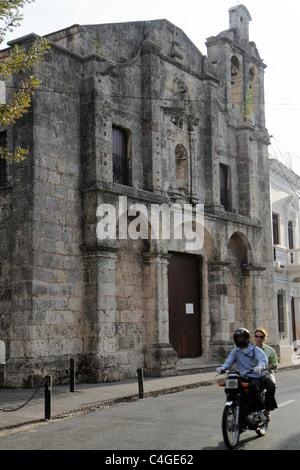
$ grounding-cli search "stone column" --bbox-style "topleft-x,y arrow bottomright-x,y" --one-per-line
80,246 -> 120,382
188,125 -> 200,204
142,253 -> 178,376
141,39 -> 164,194
242,265 -> 268,333
208,262 -> 231,360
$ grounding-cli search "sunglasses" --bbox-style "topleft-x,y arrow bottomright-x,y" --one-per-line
254,335 -> 265,339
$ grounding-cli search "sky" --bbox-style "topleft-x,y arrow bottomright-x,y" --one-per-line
3,0 -> 300,174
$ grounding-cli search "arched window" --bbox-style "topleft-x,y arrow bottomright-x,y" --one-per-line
231,55 -> 242,105
249,67 -> 255,84
231,56 -> 240,83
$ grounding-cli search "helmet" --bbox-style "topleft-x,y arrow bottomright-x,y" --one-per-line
233,328 -> 250,348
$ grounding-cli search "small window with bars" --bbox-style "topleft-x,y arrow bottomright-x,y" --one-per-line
288,220 -> 294,264
112,126 -> 129,186
0,131 -> 7,187
219,163 -> 229,211
277,293 -> 285,334
272,212 -> 279,245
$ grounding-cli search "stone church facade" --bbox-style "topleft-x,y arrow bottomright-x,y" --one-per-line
0,5 -> 276,387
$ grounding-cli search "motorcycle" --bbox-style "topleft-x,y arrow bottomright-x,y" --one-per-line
218,369 -> 268,449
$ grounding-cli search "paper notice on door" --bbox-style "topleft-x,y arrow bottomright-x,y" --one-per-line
185,303 -> 194,314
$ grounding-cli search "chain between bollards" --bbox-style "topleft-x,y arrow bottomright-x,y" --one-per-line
2,363 -> 75,420
44,358 -> 75,420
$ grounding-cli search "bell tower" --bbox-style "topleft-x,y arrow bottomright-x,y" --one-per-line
229,4 -> 252,42
205,4 -> 269,219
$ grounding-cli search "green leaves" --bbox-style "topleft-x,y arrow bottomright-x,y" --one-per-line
0,0 -> 34,45
0,37 -> 50,78
241,87 -> 253,119
0,75 -> 40,125
0,1 -> 50,162
0,144 -> 28,163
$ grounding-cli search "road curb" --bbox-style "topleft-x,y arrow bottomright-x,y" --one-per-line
0,364 -> 299,433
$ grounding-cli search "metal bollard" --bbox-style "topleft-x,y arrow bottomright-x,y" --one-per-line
136,368 -> 144,399
44,375 -> 52,420
70,358 -> 75,393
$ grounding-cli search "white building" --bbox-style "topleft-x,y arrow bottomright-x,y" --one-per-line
270,157 -> 300,362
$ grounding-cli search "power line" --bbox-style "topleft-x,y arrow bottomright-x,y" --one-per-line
270,137 -> 300,198
270,137 -> 300,162
2,83 -> 300,107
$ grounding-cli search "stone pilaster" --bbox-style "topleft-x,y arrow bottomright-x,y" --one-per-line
141,40 -> 164,194
80,246 -> 121,382
208,262 -> 231,360
142,253 -> 178,376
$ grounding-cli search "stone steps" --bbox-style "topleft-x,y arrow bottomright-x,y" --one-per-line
177,358 -> 219,375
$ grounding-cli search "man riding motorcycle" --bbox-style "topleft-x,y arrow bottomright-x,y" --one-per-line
217,328 -> 268,418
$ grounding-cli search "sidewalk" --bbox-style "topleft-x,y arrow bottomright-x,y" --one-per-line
0,363 -> 299,433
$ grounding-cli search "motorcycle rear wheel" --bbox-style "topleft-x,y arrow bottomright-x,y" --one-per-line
222,405 -> 240,449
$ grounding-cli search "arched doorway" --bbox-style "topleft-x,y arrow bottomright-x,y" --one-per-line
226,232 -> 253,332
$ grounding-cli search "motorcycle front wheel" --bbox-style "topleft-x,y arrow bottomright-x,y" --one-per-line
222,404 -> 240,449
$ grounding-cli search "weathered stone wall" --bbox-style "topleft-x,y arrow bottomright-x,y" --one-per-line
0,186 -> 12,356
2,39 -> 84,386
0,8 -> 276,386
115,238 -> 145,377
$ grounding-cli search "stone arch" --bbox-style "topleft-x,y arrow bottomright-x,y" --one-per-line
163,207 -> 217,260
227,231 -> 253,264
202,227 -> 218,262
231,55 -> 243,105
231,55 -> 240,79
226,231 -> 254,333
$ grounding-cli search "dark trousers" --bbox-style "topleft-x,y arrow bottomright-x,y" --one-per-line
263,375 -> 278,411
248,378 -> 265,411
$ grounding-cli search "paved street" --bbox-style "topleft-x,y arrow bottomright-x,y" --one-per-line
0,369 -> 299,451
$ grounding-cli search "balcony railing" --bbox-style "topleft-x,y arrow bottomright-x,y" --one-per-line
286,248 -> 300,267
273,245 -> 300,271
